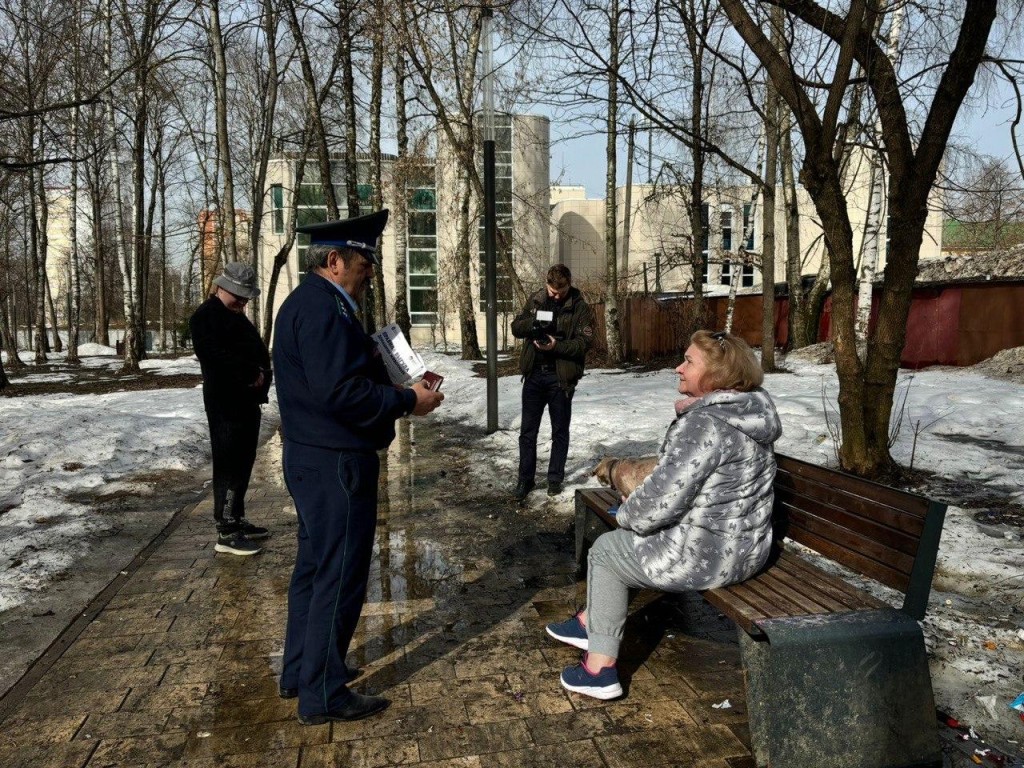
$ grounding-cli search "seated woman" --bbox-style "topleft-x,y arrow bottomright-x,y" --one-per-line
546,330 -> 782,700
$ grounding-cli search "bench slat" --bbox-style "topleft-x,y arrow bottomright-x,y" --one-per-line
776,473 -> 926,537
766,559 -> 862,612
776,456 -> 930,518
752,570 -> 841,614
780,501 -> 917,575
773,552 -> 886,610
702,585 -> 774,635
785,521 -> 913,593
776,482 -> 925,552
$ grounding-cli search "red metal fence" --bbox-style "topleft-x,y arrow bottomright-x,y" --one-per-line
589,280 -> 1024,367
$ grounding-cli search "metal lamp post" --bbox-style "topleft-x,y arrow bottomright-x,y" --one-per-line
481,4 -> 498,434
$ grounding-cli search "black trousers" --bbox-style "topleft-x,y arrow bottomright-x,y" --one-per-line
518,368 -> 574,484
280,439 -> 380,717
205,404 -> 261,531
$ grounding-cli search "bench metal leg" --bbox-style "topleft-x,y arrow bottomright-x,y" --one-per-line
739,609 -> 941,768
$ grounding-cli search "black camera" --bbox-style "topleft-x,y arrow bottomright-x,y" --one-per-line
528,309 -> 563,342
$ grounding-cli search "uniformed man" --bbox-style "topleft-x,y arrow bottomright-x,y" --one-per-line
273,209 -> 444,724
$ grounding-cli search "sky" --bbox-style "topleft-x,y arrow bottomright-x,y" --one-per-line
546,102 -> 1022,200
1,345 -> 1023,752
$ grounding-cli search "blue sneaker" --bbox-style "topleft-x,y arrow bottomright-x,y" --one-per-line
546,613 -> 588,650
560,658 -> 623,700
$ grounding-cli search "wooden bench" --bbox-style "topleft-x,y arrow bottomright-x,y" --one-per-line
575,453 -> 947,768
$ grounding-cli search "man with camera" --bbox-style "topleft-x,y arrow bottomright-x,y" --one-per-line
510,264 -> 596,501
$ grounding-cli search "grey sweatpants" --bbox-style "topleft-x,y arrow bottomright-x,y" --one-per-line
586,528 -> 662,657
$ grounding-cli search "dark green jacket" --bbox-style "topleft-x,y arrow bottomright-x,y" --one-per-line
510,286 -> 596,392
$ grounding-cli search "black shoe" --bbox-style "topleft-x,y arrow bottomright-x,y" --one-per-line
214,531 -> 261,556
297,692 -> 390,724
547,481 -> 563,496
234,518 -> 270,540
279,665 -> 361,699
514,479 -> 535,501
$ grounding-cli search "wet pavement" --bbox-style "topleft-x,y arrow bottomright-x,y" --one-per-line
0,419 -> 756,767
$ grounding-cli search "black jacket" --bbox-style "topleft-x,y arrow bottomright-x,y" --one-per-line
272,274 -> 416,451
510,286 -> 595,392
189,296 -> 272,414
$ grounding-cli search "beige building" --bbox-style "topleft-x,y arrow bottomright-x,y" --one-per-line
553,147 -> 944,296
259,114 -> 551,348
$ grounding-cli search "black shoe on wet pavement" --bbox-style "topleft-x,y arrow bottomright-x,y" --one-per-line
297,692 -> 390,724
514,479 -> 535,501
214,531 -> 261,556
234,518 -> 270,540
547,481 -> 563,496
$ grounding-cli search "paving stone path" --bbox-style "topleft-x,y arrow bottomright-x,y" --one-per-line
0,420 -> 754,768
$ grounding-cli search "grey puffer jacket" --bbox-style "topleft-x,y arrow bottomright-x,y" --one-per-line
616,387 -> 782,591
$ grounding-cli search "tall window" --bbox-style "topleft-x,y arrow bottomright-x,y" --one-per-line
720,210 -> 733,252
721,260 -> 732,286
271,185 -> 284,234
741,263 -> 755,287
479,113 -> 514,312
408,185 -> 438,326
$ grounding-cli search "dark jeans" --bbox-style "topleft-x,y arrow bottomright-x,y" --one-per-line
281,439 -> 380,717
518,368 -> 574,484
206,405 -> 261,531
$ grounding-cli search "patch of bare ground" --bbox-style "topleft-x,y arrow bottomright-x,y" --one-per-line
1,362 -> 201,398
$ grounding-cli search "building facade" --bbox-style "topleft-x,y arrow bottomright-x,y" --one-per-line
552,147 -> 944,297
258,114 -> 551,348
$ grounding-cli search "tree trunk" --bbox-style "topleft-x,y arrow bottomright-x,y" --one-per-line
369,0 -> 387,331
455,145 -> 481,360
761,5 -> 782,371
603,0 -> 622,363
781,107 -> 805,349
32,165 -> 48,363
249,0 -> 282,334
283,0 -> 339,221
209,0 -> 238,270
392,50 -> 412,338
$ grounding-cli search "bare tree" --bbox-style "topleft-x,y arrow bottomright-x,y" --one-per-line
720,0 -> 998,475
396,0 -> 487,359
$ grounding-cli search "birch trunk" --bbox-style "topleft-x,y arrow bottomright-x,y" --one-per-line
854,2 -> 904,356
781,107 -> 805,348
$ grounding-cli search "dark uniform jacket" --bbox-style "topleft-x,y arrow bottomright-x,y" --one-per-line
511,286 -> 595,393
189,296 -> 271,414
272,273 -> 416,451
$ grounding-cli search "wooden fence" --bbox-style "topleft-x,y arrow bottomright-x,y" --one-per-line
590,280 -> 1024,367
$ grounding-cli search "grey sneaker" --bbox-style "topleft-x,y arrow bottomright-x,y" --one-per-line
214,531 -> 262,556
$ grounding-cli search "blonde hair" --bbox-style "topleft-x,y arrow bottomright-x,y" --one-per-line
690,330 -> 763,392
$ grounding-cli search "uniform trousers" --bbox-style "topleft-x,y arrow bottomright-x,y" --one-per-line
205,404 -> 261,531
281,439 -> 380,717
517,368 -> 574,484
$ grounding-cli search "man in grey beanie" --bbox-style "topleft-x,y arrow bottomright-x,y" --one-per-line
189,262 -> 273,555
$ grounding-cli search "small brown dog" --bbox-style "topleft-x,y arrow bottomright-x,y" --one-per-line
592,456 -> 658,498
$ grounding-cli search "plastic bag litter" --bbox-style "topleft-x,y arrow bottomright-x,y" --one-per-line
977,694 -> 999,721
